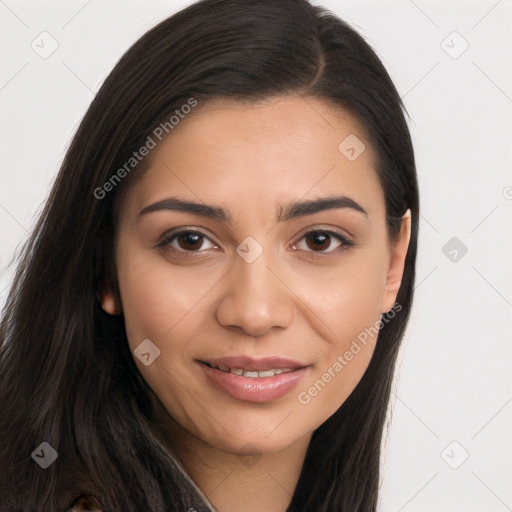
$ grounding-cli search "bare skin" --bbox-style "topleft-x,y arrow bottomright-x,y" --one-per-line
101,95 -> 411,512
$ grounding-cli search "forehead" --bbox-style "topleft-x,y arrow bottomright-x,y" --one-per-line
122,95 -> 384,220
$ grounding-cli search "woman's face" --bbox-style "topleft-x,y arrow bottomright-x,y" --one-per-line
110,95 -> 410,456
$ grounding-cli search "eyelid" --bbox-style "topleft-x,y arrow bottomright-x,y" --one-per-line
290,226 -> 354,254
292,225 -> 354,244
156,226 -> 219,250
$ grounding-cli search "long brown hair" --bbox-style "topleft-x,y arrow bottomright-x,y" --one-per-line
0,0 -> 419,510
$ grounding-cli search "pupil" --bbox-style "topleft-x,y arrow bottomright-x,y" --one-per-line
306,231 -> 330,251
179,233 -> 202,250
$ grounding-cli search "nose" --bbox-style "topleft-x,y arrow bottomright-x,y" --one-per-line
215,250 -> 295,337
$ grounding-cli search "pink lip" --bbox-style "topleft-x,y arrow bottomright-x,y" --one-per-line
197,356 -> 310,403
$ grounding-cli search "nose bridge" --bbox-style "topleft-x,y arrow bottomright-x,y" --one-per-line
215,240 -> 295,336
236,247 -> 276,298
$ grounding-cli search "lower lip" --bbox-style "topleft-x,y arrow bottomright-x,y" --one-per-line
198,362 -> 308,403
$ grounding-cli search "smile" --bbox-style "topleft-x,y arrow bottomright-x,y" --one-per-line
202,362 -> 296,378
197,356 -> 310,402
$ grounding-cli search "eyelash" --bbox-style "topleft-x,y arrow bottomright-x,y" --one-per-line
156,227 -> 354,258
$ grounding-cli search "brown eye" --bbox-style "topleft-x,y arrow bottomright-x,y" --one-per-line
176,232 -> 204,251
293,229 -> 353,255
305,231 -> 332,251
159,230 -> 217,252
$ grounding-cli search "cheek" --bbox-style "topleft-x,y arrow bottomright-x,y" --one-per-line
116,245 -> 210,345
115,247 -> 207,418
331,264 -> 384,344
293,248 -> 387,344
114,244 -> 221,402
293,251 -> 387,416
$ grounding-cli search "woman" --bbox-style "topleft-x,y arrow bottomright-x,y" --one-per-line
0,0 -> 419,510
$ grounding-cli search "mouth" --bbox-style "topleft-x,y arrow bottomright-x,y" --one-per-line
197,356 -> 311,403
201,361 -> 297,378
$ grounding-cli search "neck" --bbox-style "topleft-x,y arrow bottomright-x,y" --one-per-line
158,408 -> 311,512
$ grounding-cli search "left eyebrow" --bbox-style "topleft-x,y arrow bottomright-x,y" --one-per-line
138,195 -> 368,222
276,196 -> 368,222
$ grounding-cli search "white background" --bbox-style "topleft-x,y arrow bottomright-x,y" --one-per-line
0,1 -> 511,510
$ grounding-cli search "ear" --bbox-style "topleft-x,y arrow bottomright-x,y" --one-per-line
95,234 -> 123,315
96,285 -> 122,315
381,209 -> 411,314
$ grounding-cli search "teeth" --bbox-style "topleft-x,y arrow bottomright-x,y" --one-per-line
258,369 -> 275,378
211,364 -> 296,378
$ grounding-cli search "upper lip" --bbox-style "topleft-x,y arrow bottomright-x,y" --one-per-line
199,355 -> 309,371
